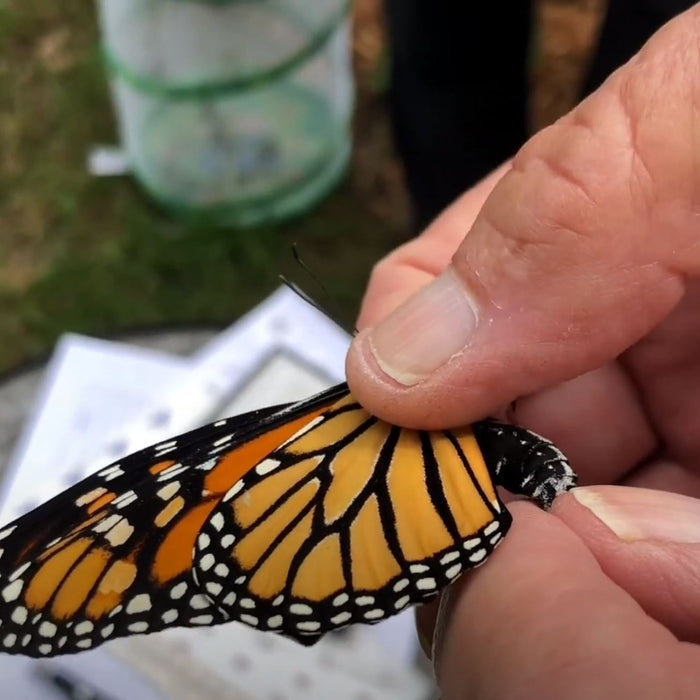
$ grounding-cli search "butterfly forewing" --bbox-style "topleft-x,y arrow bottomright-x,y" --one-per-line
0,385 -> 348,657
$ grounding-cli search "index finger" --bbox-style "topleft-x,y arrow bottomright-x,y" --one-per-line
430,501 -> 700,700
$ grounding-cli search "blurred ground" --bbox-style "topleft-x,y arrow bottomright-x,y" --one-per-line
0,0 -> 605,372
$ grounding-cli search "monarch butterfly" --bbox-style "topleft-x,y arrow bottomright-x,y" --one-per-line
0,382 -> 575,657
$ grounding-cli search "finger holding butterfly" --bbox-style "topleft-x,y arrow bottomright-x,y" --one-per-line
553,486 -> 700,643
421,493 -> 700,700
346,6 -> 700,496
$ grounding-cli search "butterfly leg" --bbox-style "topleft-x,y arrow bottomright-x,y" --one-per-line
472,421 -> 577,509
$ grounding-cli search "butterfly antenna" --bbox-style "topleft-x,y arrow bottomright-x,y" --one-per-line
279,244 -> 358,335
279,276 -> 328,317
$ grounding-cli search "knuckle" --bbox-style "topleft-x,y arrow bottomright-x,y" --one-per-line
615,14 -> 700,217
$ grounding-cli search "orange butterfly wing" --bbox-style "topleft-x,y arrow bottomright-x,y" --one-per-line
0,384 -> 349,657
194,394 -> 511,645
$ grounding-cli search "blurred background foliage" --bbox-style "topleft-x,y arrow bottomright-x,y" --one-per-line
0,0 -> 603,372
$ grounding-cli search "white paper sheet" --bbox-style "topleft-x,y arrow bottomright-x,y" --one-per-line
0,334 -> 190,522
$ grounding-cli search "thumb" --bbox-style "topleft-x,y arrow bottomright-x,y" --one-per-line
346,8 -> 700,428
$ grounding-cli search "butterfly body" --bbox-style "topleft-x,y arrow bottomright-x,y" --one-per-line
0,383 -> 576,656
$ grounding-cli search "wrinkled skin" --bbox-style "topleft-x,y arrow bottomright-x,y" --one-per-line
346,6 -> 700,698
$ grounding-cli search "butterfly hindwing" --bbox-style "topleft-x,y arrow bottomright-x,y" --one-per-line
194,394 -> 512,645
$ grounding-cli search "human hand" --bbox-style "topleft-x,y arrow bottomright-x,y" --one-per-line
345,6 -> 700,697
416,490 -> 700,698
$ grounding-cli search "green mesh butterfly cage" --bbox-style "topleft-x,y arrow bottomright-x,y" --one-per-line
98,0 -> 353,227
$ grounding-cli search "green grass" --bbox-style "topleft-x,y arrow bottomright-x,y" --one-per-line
0,0 -> 404,371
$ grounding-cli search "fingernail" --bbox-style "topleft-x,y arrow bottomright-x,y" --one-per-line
573,485 -> 700,544
368,268 -> 479,386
